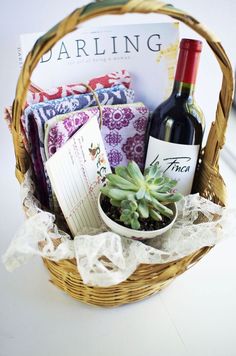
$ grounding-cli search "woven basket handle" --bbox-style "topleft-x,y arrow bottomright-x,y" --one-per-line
12,0 -> 234,201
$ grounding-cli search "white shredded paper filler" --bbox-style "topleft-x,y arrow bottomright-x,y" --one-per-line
2,171 -> 236,287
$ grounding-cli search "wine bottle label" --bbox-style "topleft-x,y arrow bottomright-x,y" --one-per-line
145,136 -> 200,195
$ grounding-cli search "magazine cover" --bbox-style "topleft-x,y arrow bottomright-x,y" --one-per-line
19,22 -> 179,110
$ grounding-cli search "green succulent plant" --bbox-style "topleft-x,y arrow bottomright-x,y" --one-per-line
100,161 -> 183,230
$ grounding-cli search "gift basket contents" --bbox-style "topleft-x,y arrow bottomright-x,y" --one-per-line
2,0 -> 235,306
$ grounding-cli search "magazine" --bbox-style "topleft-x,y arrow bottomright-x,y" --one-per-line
19,22 -> 179,110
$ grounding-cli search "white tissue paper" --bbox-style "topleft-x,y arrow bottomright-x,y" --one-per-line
2,170 -> 236,287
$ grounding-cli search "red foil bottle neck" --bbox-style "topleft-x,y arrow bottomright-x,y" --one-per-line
175,39 -> 202,85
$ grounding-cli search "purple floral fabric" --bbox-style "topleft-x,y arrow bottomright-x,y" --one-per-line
102,104 -> 149,168
45,103 -> 149,170
45,108 -> 99,159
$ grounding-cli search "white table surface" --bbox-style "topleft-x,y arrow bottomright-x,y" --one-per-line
1,1 -> 236,356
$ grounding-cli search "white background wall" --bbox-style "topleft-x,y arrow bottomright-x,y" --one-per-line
0,2 -> 236,356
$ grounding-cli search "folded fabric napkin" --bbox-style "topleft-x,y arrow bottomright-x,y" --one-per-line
44,102 -> 149,169
102,103 -> 149,169
26,69 -> 131,107
4,69 -> 132,153
22,85 -> 135,208
44,108 -> 100,160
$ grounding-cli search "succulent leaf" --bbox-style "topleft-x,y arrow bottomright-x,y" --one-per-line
121,209 -> 132,217
151,197 -> 173,217
110,199 -> 121,207
150,209 -> 162,221
120,200 -> 131,210
138,201 -> 149,219
151,191 -> 182,202
129,200 -> 138,212
115,166 -> 134,183
131,217 -> 140,230
132,211 -> 139,219
120,210 -> 131,223
121,199 -> 138,212
145,164 -> 160,181
153,177 -> 165,185
127,161 -> 144,184
101,187 -> 135,201
107,173 -> 138,191
136,186 -> 146,200
144,191 -> 153,202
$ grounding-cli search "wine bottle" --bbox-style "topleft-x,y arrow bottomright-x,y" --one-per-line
145,38 -> 205,195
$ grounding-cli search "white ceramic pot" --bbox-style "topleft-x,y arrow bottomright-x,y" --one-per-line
98,193 -> 178,240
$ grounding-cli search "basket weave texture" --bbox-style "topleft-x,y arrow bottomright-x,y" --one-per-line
11,0 -> 234,307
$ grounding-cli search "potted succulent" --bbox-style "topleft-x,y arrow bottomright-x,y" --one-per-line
98,161 -> 183,240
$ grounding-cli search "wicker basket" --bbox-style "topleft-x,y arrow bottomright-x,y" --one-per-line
11,0 -> 234,307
